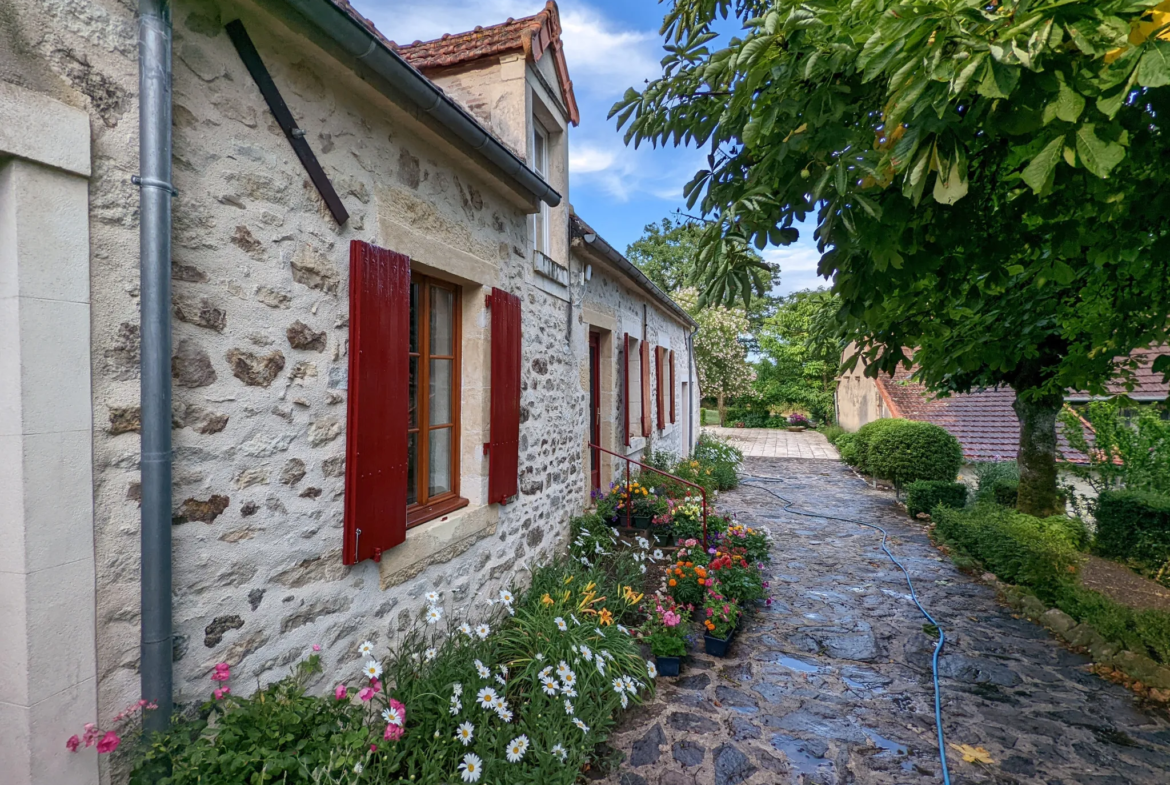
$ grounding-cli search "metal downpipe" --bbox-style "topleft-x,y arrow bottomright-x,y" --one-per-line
138,0 -> 174,733
686,327 -> 698,453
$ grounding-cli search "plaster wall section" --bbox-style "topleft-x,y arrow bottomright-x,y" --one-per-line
2,0 -> 573,760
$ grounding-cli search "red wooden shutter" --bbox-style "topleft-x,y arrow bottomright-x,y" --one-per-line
669,350 -> 676,424
640,340 -> 651,437
655,346 -> 666,431
623,333 -> 631,447
488,288 -> 521,505
344,240 -> 410,565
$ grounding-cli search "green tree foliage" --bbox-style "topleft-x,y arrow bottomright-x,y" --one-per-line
754,289 -> 841,422
1060,400 -> 1170,494
674,288 -> 754,420
613,0 -> 1170,515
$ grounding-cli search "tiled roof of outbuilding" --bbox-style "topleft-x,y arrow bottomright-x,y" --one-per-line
396,1 -> 580,125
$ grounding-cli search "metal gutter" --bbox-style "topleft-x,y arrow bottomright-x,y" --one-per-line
136,0 -> 174,733
285,0 -> 561,208
570,216 -> 698,330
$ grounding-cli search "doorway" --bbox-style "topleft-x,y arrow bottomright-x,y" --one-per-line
589,331 -> 601,492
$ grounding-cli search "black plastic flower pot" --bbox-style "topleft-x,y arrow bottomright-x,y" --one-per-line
655,655 -> 683,676
703,631 -> 734,657
631,515 -> 652,530
653,528 -> 675,547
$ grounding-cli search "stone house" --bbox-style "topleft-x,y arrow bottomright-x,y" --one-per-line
0,2 -> 699,784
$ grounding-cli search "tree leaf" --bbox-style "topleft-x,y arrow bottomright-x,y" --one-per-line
1021,136 -> 1065,195
949,744 -> 995,765
933,157 -> 969,205
1053,76 -> 1086,123
1075,124 -> 1126,178
1137,41 -> 1170,87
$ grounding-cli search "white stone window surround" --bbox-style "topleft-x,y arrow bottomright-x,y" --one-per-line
0,81 -> 98,785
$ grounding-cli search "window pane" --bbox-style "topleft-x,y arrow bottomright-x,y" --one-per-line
430,286 -> 454,355
406,431 -> 418,505
429,359 -> 452,425
534,209 -> 546,254
408,356 -> 418,428
534,128 -> 547,176
428,428 -> 452,497
409,282 -> 420,353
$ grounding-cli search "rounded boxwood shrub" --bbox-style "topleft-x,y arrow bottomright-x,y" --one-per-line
851,418 -> 909,475
867,420 -> 963,486
835,433 -> 860,466
1094,489 -> 1170,568
905,480 -> 969,518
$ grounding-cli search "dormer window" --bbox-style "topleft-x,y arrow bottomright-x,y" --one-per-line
532,122 -> 550,255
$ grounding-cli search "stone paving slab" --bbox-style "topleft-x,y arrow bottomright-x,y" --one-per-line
703,427 -> 840,460
602,457 -> 1170,785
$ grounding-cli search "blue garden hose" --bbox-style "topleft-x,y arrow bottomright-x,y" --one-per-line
741,474 -> 952,785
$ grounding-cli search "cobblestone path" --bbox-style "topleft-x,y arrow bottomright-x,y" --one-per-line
601,458 -> 1170,785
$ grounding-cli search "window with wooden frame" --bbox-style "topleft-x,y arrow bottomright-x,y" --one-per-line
408,273 -> 467,526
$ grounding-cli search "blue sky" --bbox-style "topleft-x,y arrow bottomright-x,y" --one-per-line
350,0 -> 824,296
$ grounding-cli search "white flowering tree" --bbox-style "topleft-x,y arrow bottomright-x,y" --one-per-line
675,288 -> 754,424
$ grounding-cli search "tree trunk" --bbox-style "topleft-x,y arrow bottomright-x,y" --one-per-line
1012,390 -> 1064,517
718,392 -> 726,427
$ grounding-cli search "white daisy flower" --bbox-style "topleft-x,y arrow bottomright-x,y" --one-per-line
552,742 -> 568,761
425,647 -> 437,662
453,682 -> 464,696
362,659 -> 382,680
505,735 -> 529,763
579,645 -> 593,662
476,687 -> 498,709
426,591 -> 440,603
561,670 -> 577,688
353,762 -> 364,774
496,706 -> 514,723
495,674 -> 506,686
475,623 -> 491,640
498,665 -> 509,678
499,589 -> 514,605
458,753 -> 482,783
646,660 -> 657,679
564,699 -> 574,715
556,661 -> 571,677
636,536 -> 650,549
652,549 -> 664,560
623,676 -> 637,693
571,645 -> 578,653
382,705 -> 403,726
492,695 -> 507,711
595,627 -> 605,637
541,677 -> 559,695
573,718 -> 589,733
571,614 -> 581,626
617,624 -> 630,635
595,658 -> 607,677
456,721 -> 474,746
426,606 -> 443,625
449,697 -> 463,715
602,650 -> 614,661
612,677 -> 626,694
620,693 -> 629,709
534,652 -> 545,661
554,617 -> 567,631
460,622 -> 473,636
579,556 -> 592,567
358,641 -> 374,657
539,666 -> 553,680
475,660 -> 490,679
506,605 -> 515,616
640,564 -> 647,574
562,686 -> 578,698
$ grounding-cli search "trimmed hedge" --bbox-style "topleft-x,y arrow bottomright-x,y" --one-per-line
906,480 -> 969,518
867,420 -> 964,486
1095,490 -> 1170,568
835,433 -> 860,465
849,419 -> 907,475
992,478 -> 1020,508
972,461 -> 1019,503
932,505 -> 1087,603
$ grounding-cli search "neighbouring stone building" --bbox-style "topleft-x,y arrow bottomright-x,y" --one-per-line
0,2 -> 699,783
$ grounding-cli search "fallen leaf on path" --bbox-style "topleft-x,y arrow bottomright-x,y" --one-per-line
949,743 -> 994,764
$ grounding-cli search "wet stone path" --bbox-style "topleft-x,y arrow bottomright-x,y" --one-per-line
601,457 -> 1170,785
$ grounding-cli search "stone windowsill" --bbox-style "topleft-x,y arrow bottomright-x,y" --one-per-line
378,503 -> 499,590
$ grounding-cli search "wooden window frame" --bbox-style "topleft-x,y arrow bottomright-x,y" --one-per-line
407,273 -> 467,527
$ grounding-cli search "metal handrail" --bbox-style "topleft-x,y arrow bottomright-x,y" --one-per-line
588,442 -> 708,547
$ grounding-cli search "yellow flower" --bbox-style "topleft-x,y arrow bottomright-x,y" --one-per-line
541,593 -> 554,606
564,575 -> 574,585
599,608 -> 614,626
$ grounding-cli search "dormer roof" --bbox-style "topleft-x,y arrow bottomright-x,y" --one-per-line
395,1 -> 580,126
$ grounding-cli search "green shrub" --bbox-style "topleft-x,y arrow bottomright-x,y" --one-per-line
1055,585 -> 1170,664
818,424 -> 847,445
866,420 -> 963,487
1094,490 -> 1170,569
932,504 -> 1083,603
690,433 -> 742,491
992,478 -> 1020,508
972,461 -> 1019,502
851,419 -> 908,475
835,433 -> 860,465
905,480 -> 969,518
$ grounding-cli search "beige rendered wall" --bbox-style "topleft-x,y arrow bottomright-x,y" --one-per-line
0,82 -> 99,785
836,345 -> 890,431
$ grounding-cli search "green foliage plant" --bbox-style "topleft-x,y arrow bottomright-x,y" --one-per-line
707,548 -> 765,604
1094,490 -> 1170,571
850,419 -> 912,476
867,421 -> 964,488
701,590 -> 741,640
818,424 -> 847,446
613,0 -> 1170,518
972,461 -> 1021,503
834,433 -> 860,466
754,289 -> 842,423
1060,400 -> 1170,495
993,479 -> 1021,508
905,480 -> 969,518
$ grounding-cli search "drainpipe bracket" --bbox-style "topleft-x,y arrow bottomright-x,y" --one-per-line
131,175 -> 178,197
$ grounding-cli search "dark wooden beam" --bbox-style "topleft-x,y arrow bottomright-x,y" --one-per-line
225,19 -> 349,226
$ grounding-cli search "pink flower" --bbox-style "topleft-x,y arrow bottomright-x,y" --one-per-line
96,731 -> 120,754
706,608 -> 714,617
723,605 -> 730,614
383,723 -> 404,741
389,698 -> 406,726
213,687 -> 230,700
312,644 -> 321,651
211,663 -> 230,682
334,684 -> 347,701
370,744 -> 378,753
663,611 -> 680,627
82,723 -> 99,748
358,687 -> 375,702
66,735 -> 81,753
684,539 -> 698,547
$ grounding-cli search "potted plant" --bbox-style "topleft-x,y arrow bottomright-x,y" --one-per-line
650,507 -> 675,546
786,412 -> 810,432
642,592 -> 690,676
627,483 -> 665,530
701,588 -> 741,657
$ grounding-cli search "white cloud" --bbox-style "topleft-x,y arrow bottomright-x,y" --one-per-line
558,7 -> 660,89
568,144 -> 616,174
763,243 -> 830,296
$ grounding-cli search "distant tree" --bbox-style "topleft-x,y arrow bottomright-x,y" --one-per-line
614,0 -> 1170,515
755,289 -> 842,423
674,288 -> 754,423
